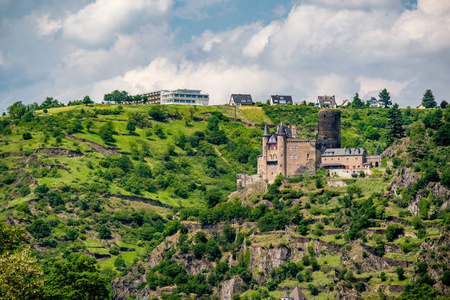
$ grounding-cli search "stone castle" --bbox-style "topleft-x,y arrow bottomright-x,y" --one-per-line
237,109 -> 380,188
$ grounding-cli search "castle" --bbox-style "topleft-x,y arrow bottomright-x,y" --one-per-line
237,109 -> 380,188
257,109 -> 341,183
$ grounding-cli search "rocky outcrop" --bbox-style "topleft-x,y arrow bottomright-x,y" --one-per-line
221,276 -> 244,300
64,133 -> 120,155
105,194 -> 172,209
391,168 -> 450,216
415,228 -> 450,295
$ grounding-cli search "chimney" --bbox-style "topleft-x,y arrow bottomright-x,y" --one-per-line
291,125 -> 297,136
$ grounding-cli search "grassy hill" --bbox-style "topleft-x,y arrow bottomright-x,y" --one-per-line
0,103 -> 449,299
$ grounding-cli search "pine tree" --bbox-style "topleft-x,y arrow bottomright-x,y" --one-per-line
378,88 -> 392,108
352,93 -> 364,108
422,89 -> 436,108
386,103 -> 404,145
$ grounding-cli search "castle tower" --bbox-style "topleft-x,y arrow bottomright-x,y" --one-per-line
318,109 -> 341,148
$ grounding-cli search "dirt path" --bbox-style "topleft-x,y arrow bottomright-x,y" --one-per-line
213,145 -> 231,167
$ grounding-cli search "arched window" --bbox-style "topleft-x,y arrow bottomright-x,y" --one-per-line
273,154 -> 277,160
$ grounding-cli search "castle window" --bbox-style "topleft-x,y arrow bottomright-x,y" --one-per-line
290,155 -> 292,159
307,153 -> 309,158
281,146 -> 283,150
356,157 -> 358,160
331,158 -> 333,161
281,155 -> 283,158
324,158 -> 327,161
288,146 -> 291,150
297,164 -> 299,168
289,164 -> 291,168
294,155 -> 297,159
346,158 -> 349,161
295,146 -> 298,150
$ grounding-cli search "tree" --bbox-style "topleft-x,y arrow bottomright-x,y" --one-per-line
352,93 -> 364,108
133,94 -> 142,104
386,103 -> 404,145
397,267 -> 406,281
82,95 -> 94,106
421,89 -> 436,108
43,255 -> 109,299
386,223 -> 404,241
85,119 -> 94,132
0,223 -> 43,299
98,224 -> 111,239
0,249 -> 43,299
7,101 -> 27,119
98,121 -> 115,143
22,132 -> 32,140
440,100 -> 448,109
126,120 -> 136,133
378,88 -> 392,108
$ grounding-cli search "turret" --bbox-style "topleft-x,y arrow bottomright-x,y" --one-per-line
276,122 -> 286,136
263,123 -> 270,137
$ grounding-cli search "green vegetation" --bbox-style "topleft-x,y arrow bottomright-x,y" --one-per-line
0,100 -> 449,299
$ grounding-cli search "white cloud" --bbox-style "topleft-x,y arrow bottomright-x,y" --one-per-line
306,0 -> 402,10
174,0 -> 228,20
62,0 -> 172,46
357,76 -> 416,98
91,57 -> 290,104
243,22 -> 280,58
31,14 -> 61,36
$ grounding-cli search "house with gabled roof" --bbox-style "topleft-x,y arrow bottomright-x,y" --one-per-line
270,95 -> 293,105
368,97 -> 380,108
316,95 -> 337,108
229,94 -> 253,106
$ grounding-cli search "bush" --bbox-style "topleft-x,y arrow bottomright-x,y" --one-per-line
386,223 -> 404,242
27,219 -> 51,239
22,132 -> 32,140
98,224 -> 111,239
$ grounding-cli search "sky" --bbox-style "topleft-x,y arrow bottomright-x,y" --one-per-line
1,0 -> 449,112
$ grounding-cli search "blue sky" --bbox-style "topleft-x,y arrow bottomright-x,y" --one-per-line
2,0 -> 449,112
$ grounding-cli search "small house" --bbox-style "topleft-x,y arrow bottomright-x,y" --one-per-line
270,95 -> 293,105
229,94 -> 253,106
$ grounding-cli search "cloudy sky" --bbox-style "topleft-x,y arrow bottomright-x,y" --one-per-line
1,0 -> 449,111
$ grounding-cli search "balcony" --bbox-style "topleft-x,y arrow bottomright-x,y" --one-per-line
267,160 -> 278,165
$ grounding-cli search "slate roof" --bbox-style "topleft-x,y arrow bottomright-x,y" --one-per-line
322,148 -> 365,156
289,286 -> 308,300
230,94 -> 253,105
271,95 -> 293,105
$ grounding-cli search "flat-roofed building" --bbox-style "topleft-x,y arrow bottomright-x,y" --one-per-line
140,91 -> 161,104
160,89 -> 209,106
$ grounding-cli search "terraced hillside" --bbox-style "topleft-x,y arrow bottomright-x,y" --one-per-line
0,103 -> 449,300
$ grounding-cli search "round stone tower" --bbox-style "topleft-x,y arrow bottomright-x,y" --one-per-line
318,109 -> 341,148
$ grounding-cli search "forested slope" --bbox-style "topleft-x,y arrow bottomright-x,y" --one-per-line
0,102 -> 449,300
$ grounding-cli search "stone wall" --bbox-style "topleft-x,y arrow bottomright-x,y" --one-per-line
236,173 -> 264,191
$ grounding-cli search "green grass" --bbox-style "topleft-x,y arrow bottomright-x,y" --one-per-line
83,240 -> 104,247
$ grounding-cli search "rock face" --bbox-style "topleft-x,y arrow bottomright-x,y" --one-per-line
416,229 -> 450,295
221,276 -> 244,300
391,168 -> 450,216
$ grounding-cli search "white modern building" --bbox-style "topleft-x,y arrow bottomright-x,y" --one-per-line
160,89 -> 209,106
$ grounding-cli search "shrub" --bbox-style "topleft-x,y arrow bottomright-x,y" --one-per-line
22,132 -> 32,140
98,224 -> 111,239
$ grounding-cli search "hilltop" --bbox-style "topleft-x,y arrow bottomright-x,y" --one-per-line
0,103 -> 449,300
